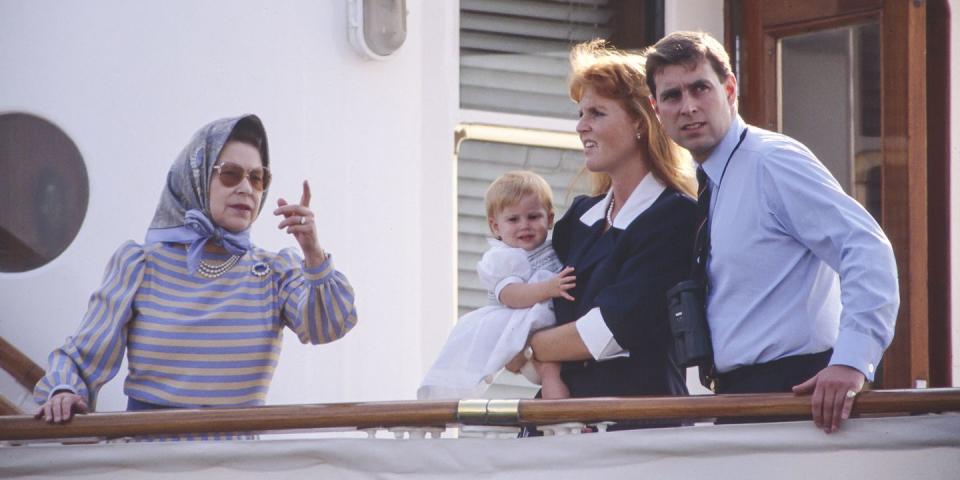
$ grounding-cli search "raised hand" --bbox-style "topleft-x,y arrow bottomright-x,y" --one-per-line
274,180 -> 327,267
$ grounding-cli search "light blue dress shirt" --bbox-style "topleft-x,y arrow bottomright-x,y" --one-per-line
701,115 -> 899,380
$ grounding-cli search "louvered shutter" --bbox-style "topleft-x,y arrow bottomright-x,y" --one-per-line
460,0 -> 614,119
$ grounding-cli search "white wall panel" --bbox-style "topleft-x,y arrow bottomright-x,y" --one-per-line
0,0 -> 458,408
664,0 -> 723,40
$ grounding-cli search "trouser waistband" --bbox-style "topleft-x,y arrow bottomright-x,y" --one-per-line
717,349 -> 833,389
127,396 -> 178,411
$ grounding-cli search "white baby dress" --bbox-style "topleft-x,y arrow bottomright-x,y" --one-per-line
417,239 -> 562,400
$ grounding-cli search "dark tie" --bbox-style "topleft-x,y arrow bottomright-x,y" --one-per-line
693,166 -> 717,389
693,167 -> 712,289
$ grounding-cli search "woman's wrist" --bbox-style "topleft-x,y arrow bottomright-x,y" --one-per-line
303,246 -> 328,268
533,358 -> 562,378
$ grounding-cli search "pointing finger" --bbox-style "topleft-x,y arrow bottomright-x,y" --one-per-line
300,181 -> 311,208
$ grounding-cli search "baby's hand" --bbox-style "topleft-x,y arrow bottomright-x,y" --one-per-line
546,266 -> 576,301
504,351 -> 527,373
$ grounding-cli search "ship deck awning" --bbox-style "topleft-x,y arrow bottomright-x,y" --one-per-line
1,414 -> 958,479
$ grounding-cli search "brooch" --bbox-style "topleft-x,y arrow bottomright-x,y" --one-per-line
251,262 -> 272,278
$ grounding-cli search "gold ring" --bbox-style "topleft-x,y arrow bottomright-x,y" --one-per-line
846,390 -> 858,399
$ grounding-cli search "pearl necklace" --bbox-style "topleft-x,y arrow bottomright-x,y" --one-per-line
197,254 -> 241,278
605,194 -> 616,226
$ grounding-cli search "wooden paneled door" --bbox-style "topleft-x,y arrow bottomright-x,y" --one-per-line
727,0 -> 933,388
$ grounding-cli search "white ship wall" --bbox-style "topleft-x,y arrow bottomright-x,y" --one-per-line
0,0 -> 459,410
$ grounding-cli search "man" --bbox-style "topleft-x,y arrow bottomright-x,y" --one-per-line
645,31 -> 899,433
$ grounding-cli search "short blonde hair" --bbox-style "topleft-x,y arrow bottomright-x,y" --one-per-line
569,39 -> 695,197
485,171 -> 555,234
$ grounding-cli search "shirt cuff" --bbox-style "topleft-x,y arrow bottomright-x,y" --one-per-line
303,253 -> 335,283
47,384 -> 79,402
494,276 -> 525,303
575,307 -> 628,361
829,328 -> 885,381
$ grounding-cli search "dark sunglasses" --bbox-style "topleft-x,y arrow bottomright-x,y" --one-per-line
212,162 -> 271,192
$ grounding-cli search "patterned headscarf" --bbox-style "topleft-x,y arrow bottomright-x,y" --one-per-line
145,114 -> 270,273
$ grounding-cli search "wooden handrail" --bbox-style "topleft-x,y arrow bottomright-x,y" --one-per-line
0,396 -> 22,416
1,388 -> 958,441
0,336 -> 44,391
517,388 -> 960,424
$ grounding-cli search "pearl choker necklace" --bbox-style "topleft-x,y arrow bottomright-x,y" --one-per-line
197,254 -> 241,278
605,194 -> 615,226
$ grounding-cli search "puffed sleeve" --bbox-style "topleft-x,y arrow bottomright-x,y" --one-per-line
274,249 -> 358,345
476,241 -> 531,303
33,241 -> 146,407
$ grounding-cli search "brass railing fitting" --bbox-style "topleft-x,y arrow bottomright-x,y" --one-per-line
456,399 -> 521,425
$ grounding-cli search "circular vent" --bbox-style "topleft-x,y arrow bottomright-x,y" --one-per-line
0,113 -> 89,272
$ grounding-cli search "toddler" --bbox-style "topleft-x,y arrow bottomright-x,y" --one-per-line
418,171 -> 574,400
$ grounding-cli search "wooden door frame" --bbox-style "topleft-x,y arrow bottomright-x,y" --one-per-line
927,0 -> 952,387
726,0 -> 933,388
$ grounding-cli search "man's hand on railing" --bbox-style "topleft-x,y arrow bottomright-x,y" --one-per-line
34,391 -> 88,424
792,365 -> 865,434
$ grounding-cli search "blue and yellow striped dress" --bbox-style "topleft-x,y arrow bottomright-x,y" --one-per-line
34,241 -> 358,409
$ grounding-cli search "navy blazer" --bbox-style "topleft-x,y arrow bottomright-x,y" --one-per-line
551,188 -> 698,397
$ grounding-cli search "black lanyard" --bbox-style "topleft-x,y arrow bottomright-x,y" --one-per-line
707,127 -> 748,224
693,127 -> 748,279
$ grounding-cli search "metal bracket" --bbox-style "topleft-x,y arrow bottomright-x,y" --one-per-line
456,399 -> 520,426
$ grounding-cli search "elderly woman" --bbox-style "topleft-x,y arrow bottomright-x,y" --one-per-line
34,115 -> 357,424
519,41 -> 697,424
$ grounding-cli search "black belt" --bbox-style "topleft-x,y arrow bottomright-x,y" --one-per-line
717,349 -> 832,387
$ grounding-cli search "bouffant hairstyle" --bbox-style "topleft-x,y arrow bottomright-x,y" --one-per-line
569,40 -> 694,197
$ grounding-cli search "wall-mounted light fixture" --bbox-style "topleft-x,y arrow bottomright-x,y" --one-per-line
347,0 -> 407,60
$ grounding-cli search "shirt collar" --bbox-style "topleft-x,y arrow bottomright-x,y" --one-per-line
487,238 -> 509,249
486,237 -> 554,254
700,114 -> 747,185
579,173 -> 666,229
